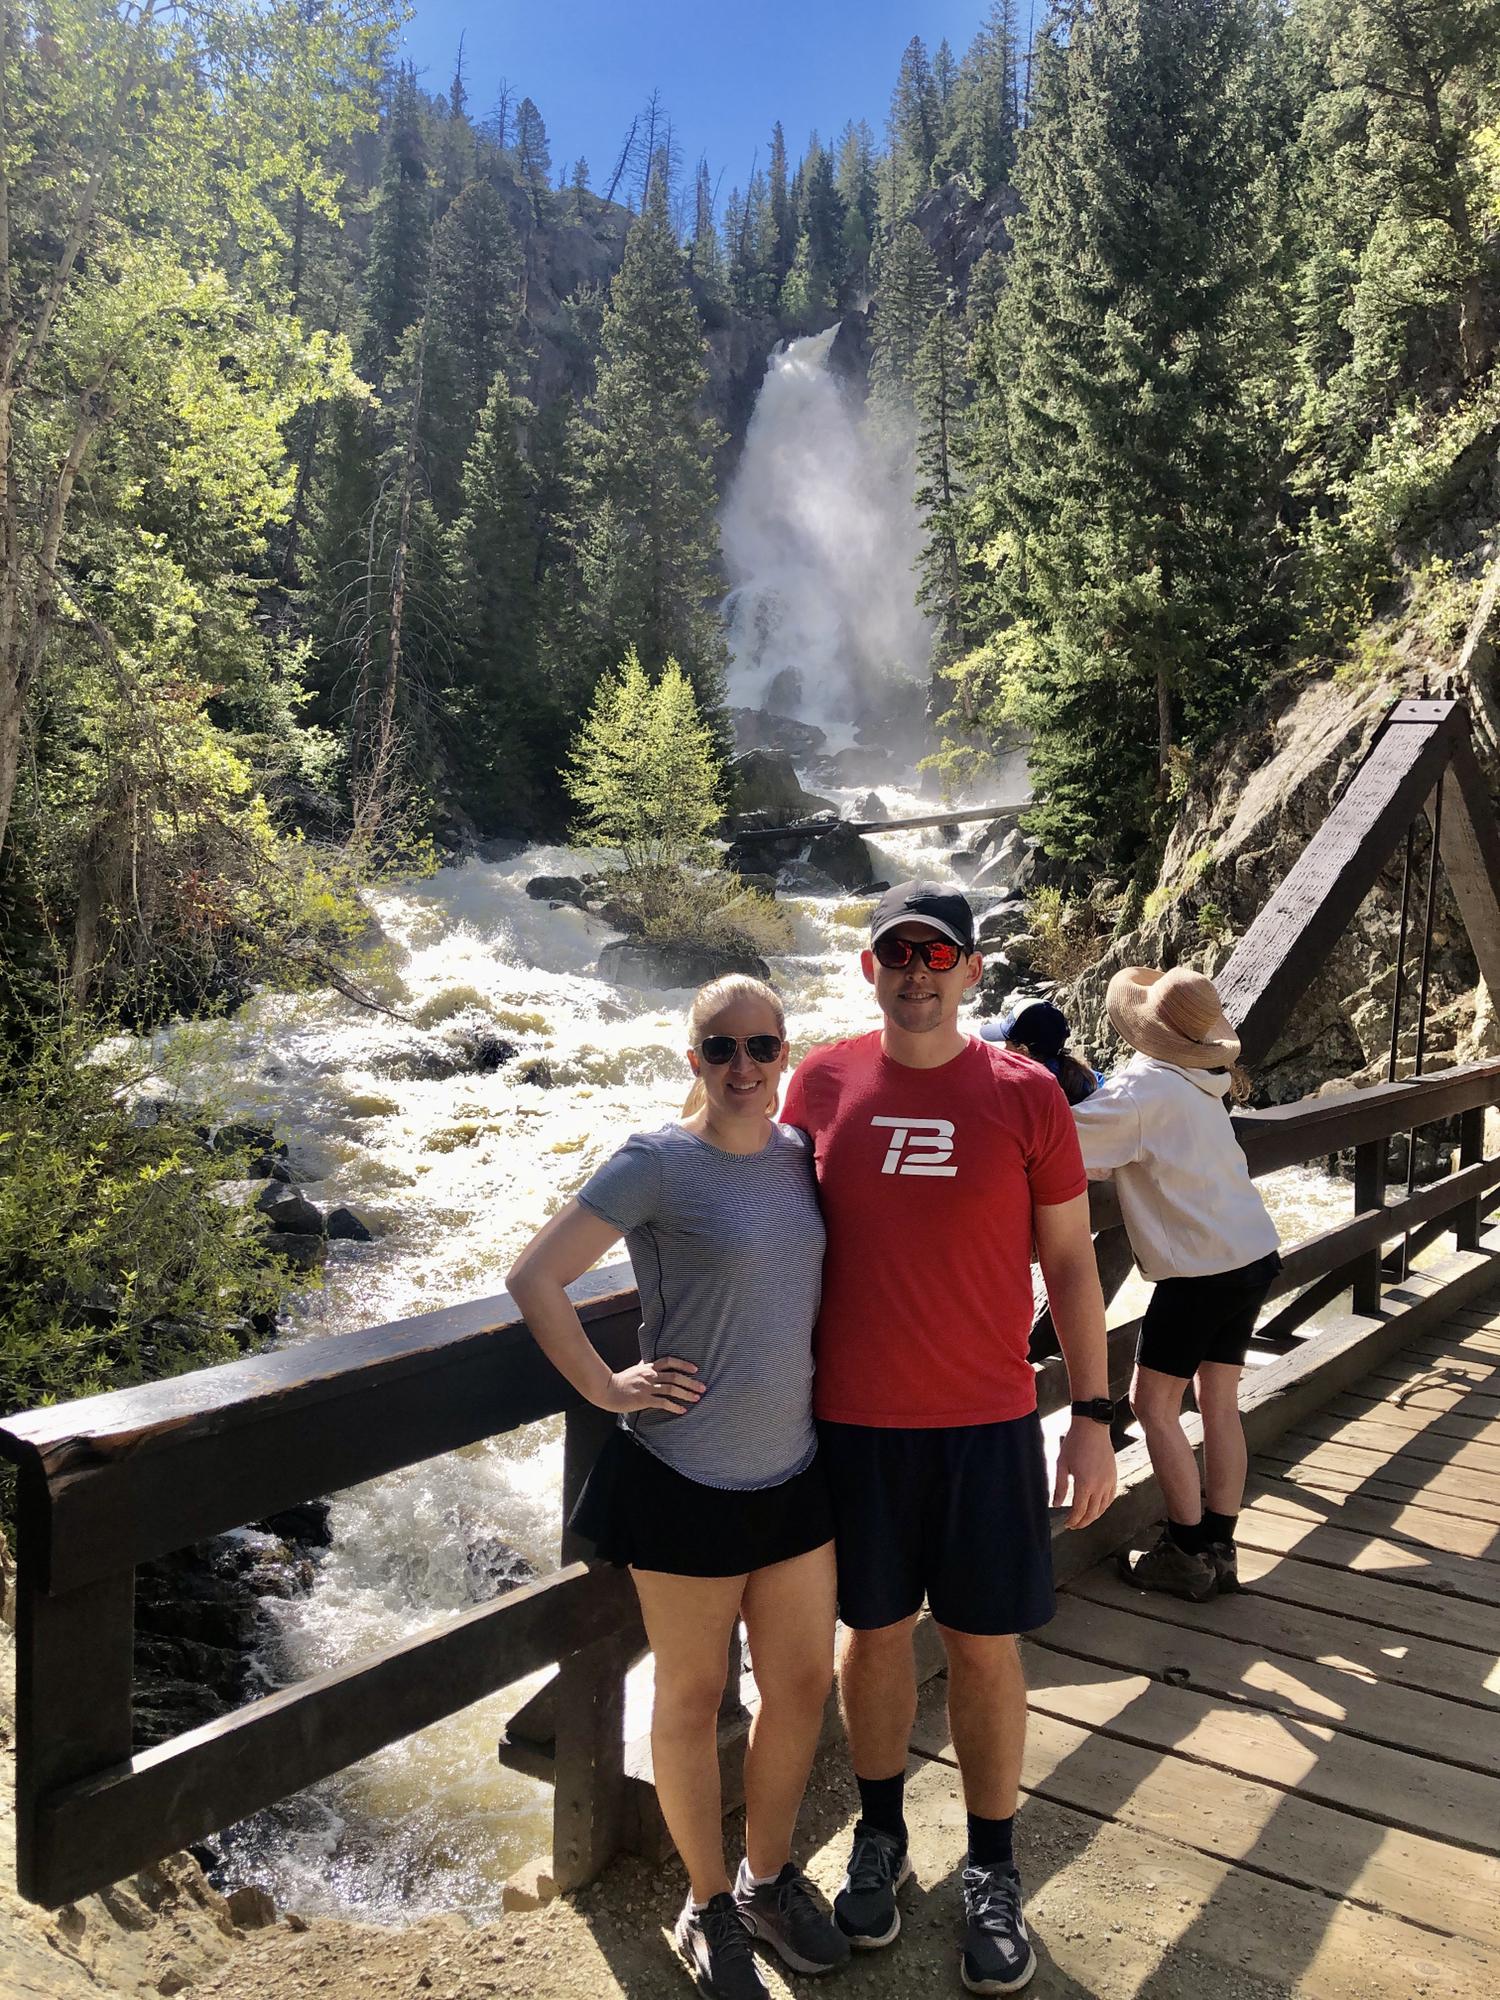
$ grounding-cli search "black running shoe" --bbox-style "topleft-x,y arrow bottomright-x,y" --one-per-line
833,1823 -> 913,1949
1207,1539 -> 1241,1592
673,1891 -> 769,1999
1116,1529 -> 1216,1602
734,1861 -> 850,1974
960,1862 -> 1036,1994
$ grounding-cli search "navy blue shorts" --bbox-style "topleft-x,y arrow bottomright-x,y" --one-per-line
816,1415 -> 1056,1636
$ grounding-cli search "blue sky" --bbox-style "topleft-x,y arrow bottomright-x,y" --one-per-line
399,4 -> 1039,202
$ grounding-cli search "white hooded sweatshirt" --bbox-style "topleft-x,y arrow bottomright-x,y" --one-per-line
1071,1054 -> 1280,1282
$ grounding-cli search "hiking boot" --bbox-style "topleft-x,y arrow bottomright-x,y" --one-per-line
961,1863 -> 1036,1994
673,1891 -> 769,1999
833,1823 -> 913,1948
1207,1539 -> 1241,1593
1116,1529 -> 1216,1602
734,1860 -> 851,1975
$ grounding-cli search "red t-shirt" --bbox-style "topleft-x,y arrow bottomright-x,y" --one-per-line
782,1032 -> 1087,1427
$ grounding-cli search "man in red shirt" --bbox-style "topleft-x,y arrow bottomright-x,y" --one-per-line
783,881 -> 1116,1994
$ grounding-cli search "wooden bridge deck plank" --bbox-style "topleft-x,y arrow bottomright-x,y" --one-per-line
1293,1406 -> 1500,1472
1035,1592 -> 1500,1780
1229,1542 -> 1500,1651
1256,1436 -> 1500,1517
1244,1474 -> 1500,1561
1067,1565 -> 1498,1707
865,1753 -> 1500,2000
1233,1497 -> 1500,1606
1330,1387 -> 1500,1444
914,1682 -> 1500,1950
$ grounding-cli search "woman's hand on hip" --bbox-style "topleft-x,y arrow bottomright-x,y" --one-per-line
597,1357 -> 703,1414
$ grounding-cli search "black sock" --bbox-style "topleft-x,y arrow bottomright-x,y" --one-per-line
855,1772 -> 907,1846
966,1812 -> 1015,1871
1167,1516 -> 1210,1556
1202,1509 -> 1238,1545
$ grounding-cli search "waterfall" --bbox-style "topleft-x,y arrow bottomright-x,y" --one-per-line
721,326 -> 934,744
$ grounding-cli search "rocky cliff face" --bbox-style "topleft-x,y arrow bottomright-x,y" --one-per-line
503,177 -> 778,456
1061,632 -> 1500,1105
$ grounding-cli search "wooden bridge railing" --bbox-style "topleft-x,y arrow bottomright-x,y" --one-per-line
4,1054 -> 1500,1910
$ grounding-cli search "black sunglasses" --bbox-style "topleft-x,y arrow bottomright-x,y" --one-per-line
697,1034 -> 785,1065
872,935 -> 967,972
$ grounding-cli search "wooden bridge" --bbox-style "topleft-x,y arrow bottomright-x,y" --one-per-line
4,697 -> 1500,1997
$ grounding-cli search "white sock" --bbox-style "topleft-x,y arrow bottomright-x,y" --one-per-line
736,1855 -> 783,1892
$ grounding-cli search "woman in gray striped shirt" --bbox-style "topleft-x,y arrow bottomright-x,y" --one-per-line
507,975 -> 846,1998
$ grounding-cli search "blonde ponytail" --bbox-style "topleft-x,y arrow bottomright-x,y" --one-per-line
682,973 -> 788,1118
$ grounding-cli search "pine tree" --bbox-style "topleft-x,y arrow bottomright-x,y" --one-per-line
445,373 -> 549,822
870,223 -> 942,413
914,304 -> 973,679
780,231 -> 832,331
835,121 -> 878,293
962,0 -> 1282,865
515,97 -> 551,222
690,158 -> 726,294
566,649 -> 722,871
576,173 -> 729,736
768,122 -> 796,285
424,179 -> 523,512
942,3 -> 1021,197
360,68 -> 431,379
801,145 -> 847,302
886,37 -> 942,223
571,158 -> 591,215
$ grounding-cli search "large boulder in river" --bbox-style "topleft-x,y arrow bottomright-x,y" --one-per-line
526,874 -> 588,908
805,822 -> 876,892
599,938 -> 770,990
260,1188 -> 324,1237
729,708 -> 828,760
726,750 -> 832,826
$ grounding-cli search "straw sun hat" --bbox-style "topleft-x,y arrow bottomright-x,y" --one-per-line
1105,964 -> 1241,1070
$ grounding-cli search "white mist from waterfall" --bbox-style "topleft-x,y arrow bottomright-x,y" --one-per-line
721,328 -> 933,738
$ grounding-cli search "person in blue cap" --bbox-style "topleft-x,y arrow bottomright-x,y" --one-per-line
981,1001 -> 1100,1107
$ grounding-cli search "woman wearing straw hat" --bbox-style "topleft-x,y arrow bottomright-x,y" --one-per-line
1071,966 -> 1281,1599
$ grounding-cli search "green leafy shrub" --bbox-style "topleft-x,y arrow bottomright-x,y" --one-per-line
1026,887 -> 1109,983
601,865 -> 793,959
0,1019 -> 296,1532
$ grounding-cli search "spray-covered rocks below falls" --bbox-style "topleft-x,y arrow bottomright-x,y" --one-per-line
1061,663 -> 1500,1104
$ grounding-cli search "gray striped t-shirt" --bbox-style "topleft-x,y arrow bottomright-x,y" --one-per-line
577,1122 -> 825,1489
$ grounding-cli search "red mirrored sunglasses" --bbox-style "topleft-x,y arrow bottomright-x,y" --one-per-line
872,935 -> 966,973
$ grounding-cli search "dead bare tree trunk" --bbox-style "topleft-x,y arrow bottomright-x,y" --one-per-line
351,311 -> 430,851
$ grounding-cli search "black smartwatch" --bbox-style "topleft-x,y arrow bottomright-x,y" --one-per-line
1070,1397 -> 1116,1424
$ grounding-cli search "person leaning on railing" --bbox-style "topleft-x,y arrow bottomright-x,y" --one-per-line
1072,966 -> 1282,1602
506,973 -> 848,2000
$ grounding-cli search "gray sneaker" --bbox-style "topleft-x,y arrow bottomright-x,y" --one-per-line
833,1824 -> 913,1948
1117,1529 -> 1216,1602
673,1891 -> 769,1999
1207,1539 -> 1241,1592
961,1863 -> 1036,1993
734,1861 -> 851,1975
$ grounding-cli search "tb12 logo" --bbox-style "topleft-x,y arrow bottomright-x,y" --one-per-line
871,1116 -> 958,1177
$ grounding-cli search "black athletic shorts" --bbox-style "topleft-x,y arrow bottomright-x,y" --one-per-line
816,1414 -> 1056,1636
568,1426 -> 835,1577
1137,1250 -> 1282,1378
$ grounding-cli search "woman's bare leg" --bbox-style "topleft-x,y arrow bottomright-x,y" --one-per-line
631,1566 -> 747,1901
738,1541 -> 838,1878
